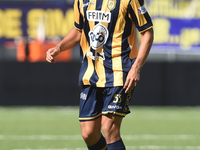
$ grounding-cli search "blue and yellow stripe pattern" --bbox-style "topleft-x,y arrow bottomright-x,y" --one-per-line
74,0 -> 153,87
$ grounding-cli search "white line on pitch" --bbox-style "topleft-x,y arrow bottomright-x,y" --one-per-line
1,134 -> 200,141
0,135 -> 82,140
122,134 -> 200,140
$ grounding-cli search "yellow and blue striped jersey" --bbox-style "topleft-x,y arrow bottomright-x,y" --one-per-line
74,0 -> 153,87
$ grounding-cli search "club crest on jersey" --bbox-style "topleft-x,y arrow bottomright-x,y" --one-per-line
107,0 -> 117,11
89,23 -> 109,50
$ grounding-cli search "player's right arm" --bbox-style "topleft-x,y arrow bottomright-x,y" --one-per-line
46,27 -> 82,63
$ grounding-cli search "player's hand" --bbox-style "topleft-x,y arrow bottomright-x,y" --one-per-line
123,67 -> 140,93
46,45 -> 61,63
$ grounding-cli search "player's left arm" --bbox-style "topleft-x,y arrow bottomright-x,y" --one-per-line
124,27 -> 154,93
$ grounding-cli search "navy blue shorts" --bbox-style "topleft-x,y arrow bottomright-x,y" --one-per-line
79,86 -> 134,121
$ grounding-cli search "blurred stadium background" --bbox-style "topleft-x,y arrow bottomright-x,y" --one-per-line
0,0 -> 200,150
0,0 -> 200,106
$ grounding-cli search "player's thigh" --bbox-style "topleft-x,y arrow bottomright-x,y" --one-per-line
101,114 -> 123,128
80,116 -> 102,136
101,114 -> 123,143
80,117 -> 102,146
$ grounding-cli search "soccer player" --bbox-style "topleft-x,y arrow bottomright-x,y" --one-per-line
46,0 -> 154,149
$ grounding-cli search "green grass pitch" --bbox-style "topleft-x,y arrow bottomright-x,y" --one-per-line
0,106 -> 200,150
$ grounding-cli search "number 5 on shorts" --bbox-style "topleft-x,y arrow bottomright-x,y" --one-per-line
113,94 -> 122,103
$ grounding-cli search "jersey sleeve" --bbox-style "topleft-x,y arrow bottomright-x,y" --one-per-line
74,0 -> 83,31
128,0 -> 153,33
